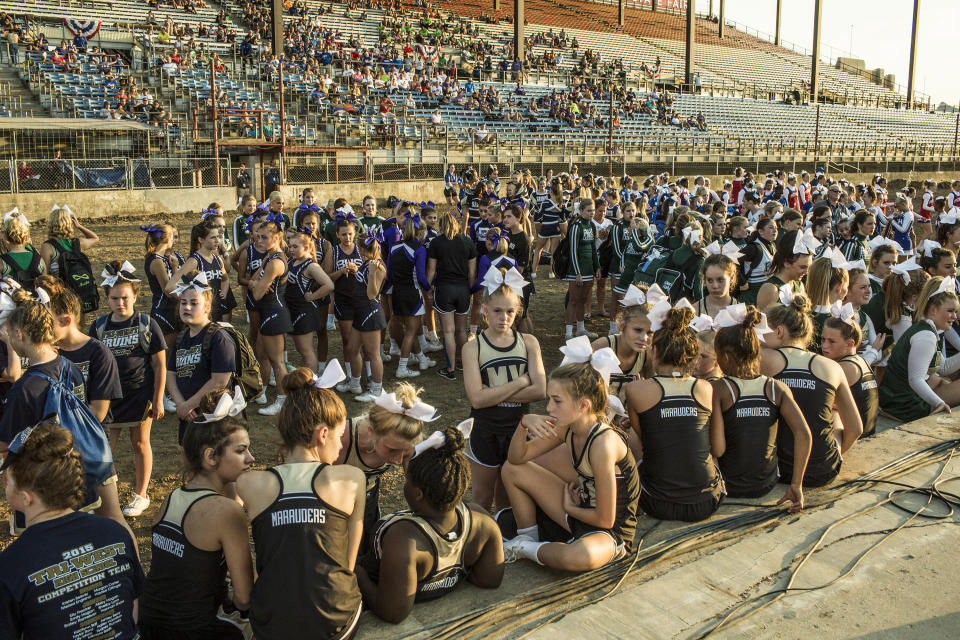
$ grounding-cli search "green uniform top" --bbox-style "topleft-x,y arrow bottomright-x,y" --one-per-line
879,320 -> 943,421
567,216 -> 599,280
323,218 -> 367,245
359,215 -> 386,235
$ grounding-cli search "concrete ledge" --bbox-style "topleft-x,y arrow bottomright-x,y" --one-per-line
0,187 -> 237,221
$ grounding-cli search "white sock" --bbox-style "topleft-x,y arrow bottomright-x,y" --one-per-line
365,361 -> 372,378
565,324 -> 574,338
418,352 -> 430,363
276,394 -> 286,404
398,356 -> 408,369
283,350 -> 290,364
517,524 -> 539,541
344,361 -> 352,377
426,329 -> 438,341
418,334 -> 429,349
390,338 -> 400,350
577,320 -> 585,332
519,539 -> 546,565
368,381 -> 382,396
350,376 -> 361,387
610,321 -> 618,334
470,324 -> 478,334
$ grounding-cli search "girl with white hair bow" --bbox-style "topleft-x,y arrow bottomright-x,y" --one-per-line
499,344 -> 640,572
593,284 -> 658,408
624,302 -> 725,522
755,229 -> 814,313
462,267 -> 546,512
39,204 -> 99,279
0,208 -> 43,290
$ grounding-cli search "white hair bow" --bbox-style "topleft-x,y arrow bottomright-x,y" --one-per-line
714,302 -> 773,338
481,266 -> 528,297
619,282 -> 667,307
0,278 -> 18,321
311,360 -> 346,389
50,204 -> 74,217
866,236 -> 903,252
648,297 -> 695,332
704,239 -> 744,264
34,287 -> 51,305
412,418 -> 473,459
778,283 -> 797,306
792,228 -> 821,255
891,257 -> 921,285
172,271 -> 212,295
919,239 -> 942,258
689,313 -> 717,333
559,336 -> 623,385
940,208 -> 960,226
2,207 -> 29,227
375,390 -> 440,422
195,385 -> 247,423
935,276 -> 957,296
682,226 -> 702,244
824,247 -> 859,269
606,395 -> 627,419
829,300 -> 857,325
99,261 -> 139,288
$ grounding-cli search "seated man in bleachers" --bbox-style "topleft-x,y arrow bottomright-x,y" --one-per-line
696,111 -> 707,131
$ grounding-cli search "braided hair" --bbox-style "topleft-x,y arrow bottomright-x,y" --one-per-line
407,427 -> 470,512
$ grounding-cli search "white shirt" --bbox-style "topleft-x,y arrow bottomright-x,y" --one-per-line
907,320 -> 960,408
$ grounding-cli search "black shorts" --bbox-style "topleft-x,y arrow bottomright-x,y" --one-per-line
465,424 -> 514,468
258,305 -> 293,336
444,187 -> 457,197
496,506 -> 627,560
151,302 -> 179,334
434,282 -> 472,315
287,300 -> 324,335
353,301 -> 387,332
391,289 -> 425,317
108,384 -> 153,424
638,490 -> 723,523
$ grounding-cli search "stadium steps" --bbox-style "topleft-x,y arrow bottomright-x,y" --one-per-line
826,108 -> 903,143
0,65 -> 47,117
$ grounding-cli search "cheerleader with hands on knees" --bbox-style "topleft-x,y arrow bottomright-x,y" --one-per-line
760,289 -> 863,487
92,261 -> 168,518
820,312 -> 879,437
755,230 -> 814,312
499,350 -> 640,570
143,223 -> 181,347
463,268 -> 547,512
285,228 -> 335,375
625,302 -> 725,522
166,272 -> 236,444
698,242 -> 741,316
37,275 -> 122,426
168,220 -> 232,322
139,387 -> 255,640
0,424 -> 144,640
356,420 -> 505,624
879,276 -> 960,419
711,304 -> 811,507
236,369 -> 366,640
248,220 -> 293,416
0,289 -> 130,535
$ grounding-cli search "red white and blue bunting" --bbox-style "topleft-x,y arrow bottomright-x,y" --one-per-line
63,19 -> 102,39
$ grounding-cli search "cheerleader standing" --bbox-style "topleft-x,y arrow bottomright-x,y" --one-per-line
168,221 -> 231,322
386,213 -> 435,379
285,230 -> 335,374
531,179 -> 569,277
143,223 -> 180,345
565,198 -> 599,339
738,218 -> 777,305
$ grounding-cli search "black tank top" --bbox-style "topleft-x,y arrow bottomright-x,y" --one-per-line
368,502 -> 473,602
566,423 -> 640,549
840,353 -> 878,437
605,334 -> 646,406
144,253 -> 174,310
342,417 -> 390,494
140,488 -> 228,630
191,251 -> 224,296
285,257 -> 318,307
245,245 -> 267,308
255,251 -> 288,312
774,347 -> 841,486
718,376 -> 780,496
469,330 -> 529,432
332,244 -> 365,300
635,377 -> 724,504
250,463 -> 362,639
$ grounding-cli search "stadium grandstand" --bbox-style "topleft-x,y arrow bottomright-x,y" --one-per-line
0,0 -> 953,194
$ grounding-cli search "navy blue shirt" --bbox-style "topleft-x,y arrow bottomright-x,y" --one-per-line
60,338 -> 122,422
88,315 -> 167,391
0,511 -> 144,640
0,358 -> 86,446
169,325 -> 236,438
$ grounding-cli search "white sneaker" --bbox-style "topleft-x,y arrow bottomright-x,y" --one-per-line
547,272 -> 556,279
380,346 -> 392,362
417,355 -> 437,369
576,329 -> 598,340
335,379 -> 353,392
389,343 -> 401,356
502,534 -> 535,564
122,493 -> 150,517
346,379 -> 363,394
163,395 -> 177,412
421,340 -> 443,353
269,371 -> 276,387
355,390 -> 378,402
253,390 -> 268,405
396,366 -> 420,378
529,272 -> 537,280
326,316 -> 336,331
258,397 -> 284,416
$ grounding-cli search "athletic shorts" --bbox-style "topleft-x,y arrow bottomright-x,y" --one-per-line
496,506 -> 627,564
443,187 -> 457,197
334,297 -> 357,322
353,301 -> 387,332
391,289 -> 425,317
434,282 -> 472,315
258,305 -> 293,336
638,490 -> 723,523
151,302 -> 179,334
288,300 -> 324,335
465,425 -> 514,468
538,222 -> 561,238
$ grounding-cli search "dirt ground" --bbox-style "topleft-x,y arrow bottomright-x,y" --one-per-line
0,209 -> 597,566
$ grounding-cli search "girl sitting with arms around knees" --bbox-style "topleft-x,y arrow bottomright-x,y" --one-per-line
821,315 -> 879,437
499,357 -> 640,570
761,291 -> 863,487
91,261 -> 167,518
463,268 -> 547,512
713,304 -> 811,507
879,276 -> 960,419
335,378 -> 429,553
237,368 -> 366,640
625,303 -> 725,522
139,387 -> 255,640
356,421 -> 505,624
